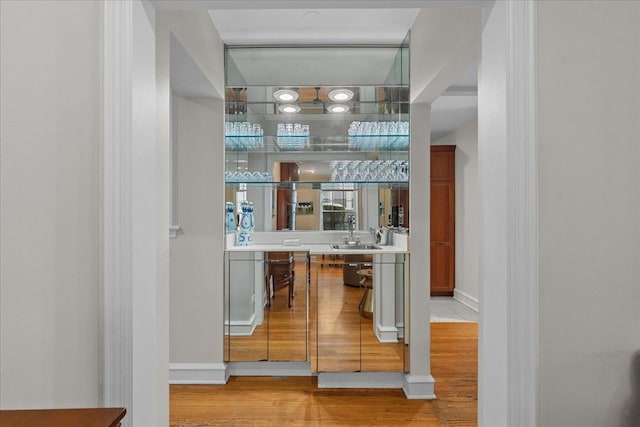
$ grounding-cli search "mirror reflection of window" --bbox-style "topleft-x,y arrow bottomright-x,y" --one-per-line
320,184 -> 358,231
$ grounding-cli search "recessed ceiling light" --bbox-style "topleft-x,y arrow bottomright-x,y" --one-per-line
328,89 -> 354,102
327,104 -> 350,113
279,104 -> 301,114
273,89 -> 299,102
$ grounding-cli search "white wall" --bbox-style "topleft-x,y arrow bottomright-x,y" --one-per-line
0,0 -> 101,408
170,96 -> 224,363
132,1 -> 160,425
434,119 -> 479,308
537,2 -> 640,426
156,10 -> 226,373
478,1 -> 508,425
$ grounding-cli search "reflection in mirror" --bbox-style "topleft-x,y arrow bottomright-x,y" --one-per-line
225,181 -> 409,233
226,47 -> 408,87
225,251 -> 309,362
313,254 -> 407,373
265,251 -> 308,361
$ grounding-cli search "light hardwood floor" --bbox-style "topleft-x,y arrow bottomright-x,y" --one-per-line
171,322 -> 478,426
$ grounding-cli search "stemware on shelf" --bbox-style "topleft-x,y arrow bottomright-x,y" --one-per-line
275,122 -> 310,151
328,159 -> 409,182
347,121 -> 410,150
225,121 -> 264,150
225,171 -> 272,182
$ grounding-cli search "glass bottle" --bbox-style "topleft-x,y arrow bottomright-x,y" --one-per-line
225,202 -> 236,233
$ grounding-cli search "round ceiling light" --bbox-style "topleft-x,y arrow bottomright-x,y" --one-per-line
278,104 -> 301,114
328,89 -> 354,102
273,89 -> 299,102
327,104 -> 350,113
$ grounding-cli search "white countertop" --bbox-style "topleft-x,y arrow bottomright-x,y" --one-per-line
226,243 -> 407,255
225,230 -> 409,254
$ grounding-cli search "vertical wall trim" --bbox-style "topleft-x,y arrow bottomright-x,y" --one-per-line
102,1 -> 133,425
404,102 -> 435,399
169,90 -> 181,238
506,1 -> 538,425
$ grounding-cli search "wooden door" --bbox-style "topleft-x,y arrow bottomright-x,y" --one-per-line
276,163 -> 299,230
430,146 -> 455,296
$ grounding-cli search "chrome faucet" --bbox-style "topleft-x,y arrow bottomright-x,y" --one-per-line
344,215 -> 358,244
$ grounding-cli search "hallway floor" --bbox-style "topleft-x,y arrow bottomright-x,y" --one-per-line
430,297 -> 478,322
170,323 -> 478,427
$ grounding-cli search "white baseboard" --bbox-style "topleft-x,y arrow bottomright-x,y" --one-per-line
454,289 -> 479,312
169,363 -> 229,384
318,372 -> 404,388
402,374 -> 436,399
224,313 -> 256,336
375,324 -> 399,343
228,361 -> 311,376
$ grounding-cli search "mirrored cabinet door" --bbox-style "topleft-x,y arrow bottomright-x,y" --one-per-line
225,252 -> 268,361
265,252 -> 309,362
224,251 -> 309,363
360,254 -> 406,372
314,255 -> 361,372
312,254 -> 408,373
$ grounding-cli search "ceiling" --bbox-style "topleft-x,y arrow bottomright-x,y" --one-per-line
208,9 -> 419,45
163,2 -> 479,143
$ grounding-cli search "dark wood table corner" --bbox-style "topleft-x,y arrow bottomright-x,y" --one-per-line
0,407 -> 126,427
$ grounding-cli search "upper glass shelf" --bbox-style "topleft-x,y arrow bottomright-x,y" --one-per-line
223,181 -> 409,188
225,86 -> 409,117
224,135 -> 409,153
225,101 -> 409,117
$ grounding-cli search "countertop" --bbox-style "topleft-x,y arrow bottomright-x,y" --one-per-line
225,243 -> 407,255
225,231 -> 409,254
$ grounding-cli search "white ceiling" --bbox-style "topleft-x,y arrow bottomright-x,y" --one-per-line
431,91 -> 478,142
208,9 -> 419,45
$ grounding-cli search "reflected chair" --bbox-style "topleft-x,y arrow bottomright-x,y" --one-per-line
265,251 -> 295,308
343,254 -> 373,287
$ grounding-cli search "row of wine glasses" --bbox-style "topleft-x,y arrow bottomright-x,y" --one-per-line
329,160 -> 409,182
276,122 -> 310,150
276,123 -> 310,137
348,121 -> 409,136
347,121 -> 409,150
226,121 -> 264,137
348,135 -> 409,150
225,136 -> 264,150
225,171 -> 272,182
225,122 -> 265,150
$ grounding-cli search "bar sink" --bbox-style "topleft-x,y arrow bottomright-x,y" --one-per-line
330,244 -> 382,250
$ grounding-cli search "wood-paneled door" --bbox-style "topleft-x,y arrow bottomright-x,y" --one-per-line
276,163 -> 299,230
430,145 -> 456,296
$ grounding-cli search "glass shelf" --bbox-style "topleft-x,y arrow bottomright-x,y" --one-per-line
225,135 -> 409,153
224,181 -> 409,188
226,101 -> 409,116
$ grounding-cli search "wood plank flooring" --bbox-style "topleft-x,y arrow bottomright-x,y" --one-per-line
171,322 -> 478,426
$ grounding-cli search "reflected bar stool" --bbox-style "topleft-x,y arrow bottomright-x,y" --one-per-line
265,251 -> 295,308
357,268 -> 374,319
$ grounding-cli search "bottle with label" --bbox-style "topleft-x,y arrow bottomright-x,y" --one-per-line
225,202 -> 236,233
238,200 -> 252,246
